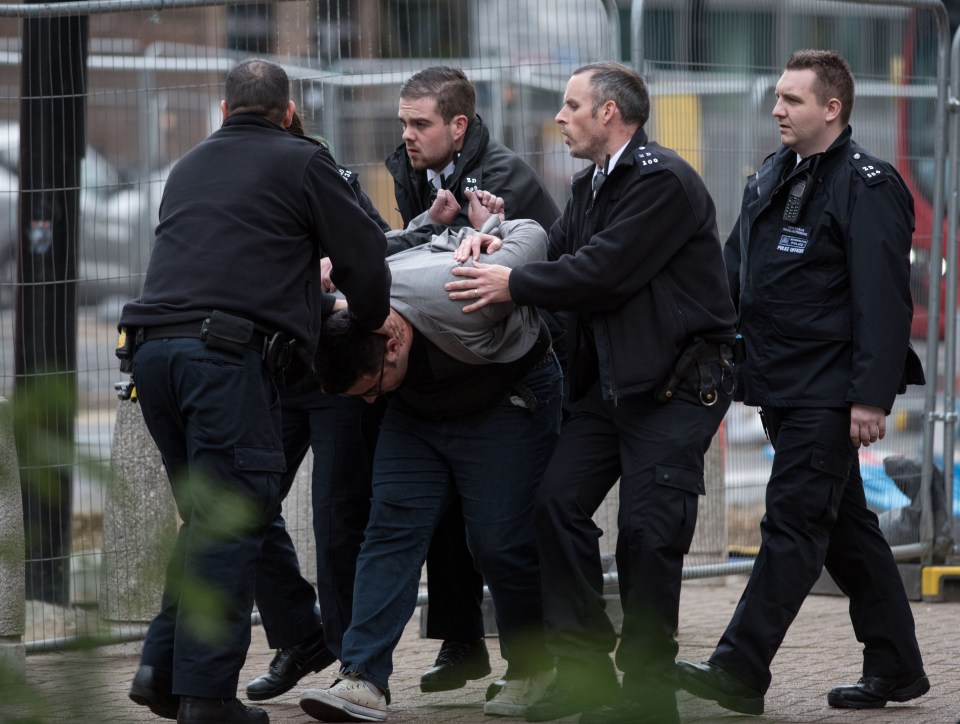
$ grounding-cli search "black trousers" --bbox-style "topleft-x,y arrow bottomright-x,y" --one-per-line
424,498 -> 485,642
536,378 -> 730,694
135,339 -> 286,697
255,379 -> 376,657
710,406 -> 924,692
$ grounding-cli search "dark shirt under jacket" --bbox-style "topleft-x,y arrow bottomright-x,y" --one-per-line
397,323 -> 551,422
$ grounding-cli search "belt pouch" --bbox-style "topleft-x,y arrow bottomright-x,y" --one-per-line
201,310 -> 255,355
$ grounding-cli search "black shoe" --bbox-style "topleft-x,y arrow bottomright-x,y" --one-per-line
419,639 -> 491,693
245,628 -> 336,701
129,664 -> 180,720
827,671 -> 930,709
177,696 -> 269,723
524,665 -> 620,722
675,660 -> 764,715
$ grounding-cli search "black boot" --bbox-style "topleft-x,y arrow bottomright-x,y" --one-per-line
245,628 -> 336,701
129,664 -> 180,720
827,672 -> 929,709
420,639 -> 491,692
177,696 -> 269,723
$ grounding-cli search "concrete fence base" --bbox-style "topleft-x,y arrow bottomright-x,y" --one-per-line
0,396 -> 26,682
99,400 -> 178,623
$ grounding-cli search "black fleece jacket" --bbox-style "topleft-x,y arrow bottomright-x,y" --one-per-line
384,114 -> 560,255
121,113 -> 391,367
508,127 -> 736,403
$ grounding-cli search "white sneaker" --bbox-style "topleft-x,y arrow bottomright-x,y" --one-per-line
300,675 -> 387,722
483,668 -> 556,717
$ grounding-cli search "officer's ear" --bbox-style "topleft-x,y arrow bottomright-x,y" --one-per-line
281,100 -> 296,129
599,99 -> 618,124
450,114 -> 469,145
220,100 -> 228,125
824,97 -> 842,124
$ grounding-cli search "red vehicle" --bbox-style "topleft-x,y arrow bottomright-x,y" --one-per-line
899,2 -> 960,338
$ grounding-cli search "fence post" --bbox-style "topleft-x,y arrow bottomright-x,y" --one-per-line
99,400 -> 177,623
287,460 -> 317,587
0,396 -> 26,682
690,431 -> 728,568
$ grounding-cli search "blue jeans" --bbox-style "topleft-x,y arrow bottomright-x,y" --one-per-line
133,338 -> 285,697
339,357 -> 563,692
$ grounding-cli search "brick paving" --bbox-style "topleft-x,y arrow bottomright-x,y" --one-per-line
3,576 -> 958,723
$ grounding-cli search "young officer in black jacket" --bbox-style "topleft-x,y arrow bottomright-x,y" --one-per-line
677,49 -> 928,717
447,61 -> 736,724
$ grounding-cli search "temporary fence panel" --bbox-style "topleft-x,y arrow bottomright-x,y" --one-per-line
0,0 -> 956,661
0,0 -> 622,652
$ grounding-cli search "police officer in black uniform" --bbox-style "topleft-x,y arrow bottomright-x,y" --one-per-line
447,61 -> 736,724
120,59 -> 392,724
677,49 -> 928,716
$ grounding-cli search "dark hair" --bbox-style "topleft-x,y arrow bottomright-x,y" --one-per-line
785,49 -> 855,125
399,66 -> 476,123
224,58 -> 290,125
572,61 -> 649,128
287,110 -> 326,147
288,109 -> 308,137
314,309 -> 386,394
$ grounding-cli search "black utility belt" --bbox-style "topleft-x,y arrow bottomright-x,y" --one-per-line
655,337 -> 735,406
138,319 -> 266,352
131,311 -> 296,374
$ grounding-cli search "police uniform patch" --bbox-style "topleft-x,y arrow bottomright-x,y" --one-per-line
777,224 -> 810,255
633,145 -> 665,176
849,152 -> 887,186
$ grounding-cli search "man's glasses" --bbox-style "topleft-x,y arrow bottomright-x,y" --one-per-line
344,349 -> 386,398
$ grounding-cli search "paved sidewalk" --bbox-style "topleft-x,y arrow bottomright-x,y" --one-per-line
3,576 -> 958,723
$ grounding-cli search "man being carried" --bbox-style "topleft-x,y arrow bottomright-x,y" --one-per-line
299,212 -> 562,722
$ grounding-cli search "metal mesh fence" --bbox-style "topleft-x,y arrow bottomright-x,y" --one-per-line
0,0 -> 952,651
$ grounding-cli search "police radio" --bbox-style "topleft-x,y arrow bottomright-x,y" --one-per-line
783,173 -> 812,223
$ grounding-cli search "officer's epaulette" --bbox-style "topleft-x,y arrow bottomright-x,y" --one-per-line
849,151 -> 887,186
337,166 -> 354,182
633,145 -> 665,176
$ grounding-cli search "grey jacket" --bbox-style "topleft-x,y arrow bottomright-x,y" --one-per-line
388,216 -> 547,365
